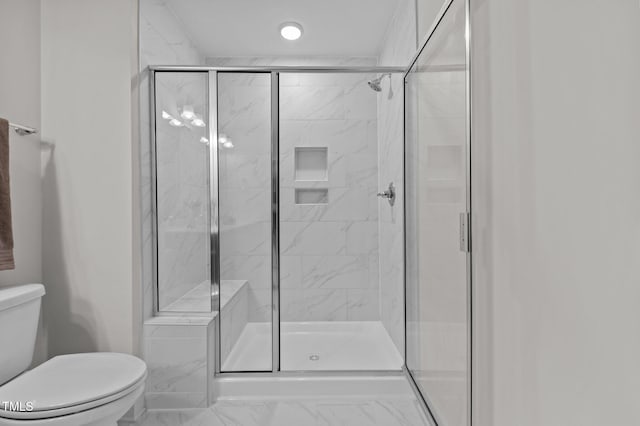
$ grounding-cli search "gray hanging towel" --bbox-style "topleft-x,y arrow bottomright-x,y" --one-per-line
0,118 -> 15,270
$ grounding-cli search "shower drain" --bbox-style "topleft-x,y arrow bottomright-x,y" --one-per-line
309,354 -> 320,361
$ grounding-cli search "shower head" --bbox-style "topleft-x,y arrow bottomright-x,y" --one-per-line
368,77 -> 383,92
367,73 -> 391,93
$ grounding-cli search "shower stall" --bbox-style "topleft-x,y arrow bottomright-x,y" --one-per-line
151,67 -> 407,373
147,0 -> 470,423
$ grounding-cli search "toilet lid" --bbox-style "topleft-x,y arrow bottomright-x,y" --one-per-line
0,353 -> 146,419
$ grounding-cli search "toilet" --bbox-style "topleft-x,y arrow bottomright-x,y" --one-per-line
0,284 -> 146,426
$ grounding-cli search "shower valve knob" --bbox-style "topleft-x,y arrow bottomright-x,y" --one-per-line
377,182 -> 396,206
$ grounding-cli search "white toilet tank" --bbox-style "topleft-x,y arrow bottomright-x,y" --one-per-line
0,284 -> 45,386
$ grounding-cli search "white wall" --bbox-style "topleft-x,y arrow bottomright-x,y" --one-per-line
41,0 -> 138,356
0,0 -> 45,365
471,1 -> 640,425
0,0 -> 42,288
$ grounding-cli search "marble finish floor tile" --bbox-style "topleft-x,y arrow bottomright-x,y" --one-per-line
140,398 -> 430,426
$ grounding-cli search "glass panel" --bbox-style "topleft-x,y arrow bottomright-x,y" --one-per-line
154,72 -> 211,313
279,72 -> 402,371
218,72 -> 272,371
405,0 -> 469,424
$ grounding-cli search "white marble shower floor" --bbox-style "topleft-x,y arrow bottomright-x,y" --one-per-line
222,321 -> 403,371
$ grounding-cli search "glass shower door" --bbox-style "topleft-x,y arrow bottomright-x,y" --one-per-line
153,71 -> 211,314
405,0 -> 470,424
277,72 -> 400,371
217,72 -> 273,372
153,70 -> 273,371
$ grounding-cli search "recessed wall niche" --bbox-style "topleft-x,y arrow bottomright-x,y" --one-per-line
294,147 -> 328,181
295,188 -> 329,205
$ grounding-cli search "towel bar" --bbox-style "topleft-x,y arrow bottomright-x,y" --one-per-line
8,122 -> 37,136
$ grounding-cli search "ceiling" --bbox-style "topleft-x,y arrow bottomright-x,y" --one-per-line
162,0 -> 403,58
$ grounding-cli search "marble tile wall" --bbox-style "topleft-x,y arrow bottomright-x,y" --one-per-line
142,280 -> 248,408
143,315 -> 215,409
217,72 -> 272,323
154,72 -> 210,311
140,0 -> 206,318
377,0 -> 418,354
279,72 -> 380,322
139,0 -> 214,411
218,281 -> 249,366
210,57 -> 381,322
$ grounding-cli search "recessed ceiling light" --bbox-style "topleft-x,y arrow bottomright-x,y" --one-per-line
280,22 -> 303,41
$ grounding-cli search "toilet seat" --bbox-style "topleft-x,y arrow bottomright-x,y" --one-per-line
0,353 -> 146,421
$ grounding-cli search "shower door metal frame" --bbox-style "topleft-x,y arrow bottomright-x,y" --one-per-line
149,65 -> 407,377
208,71 -> 222,374
401,0 -> 473,424
270,71 -> 281,373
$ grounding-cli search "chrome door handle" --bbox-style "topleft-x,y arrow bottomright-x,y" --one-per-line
377,182 -> 396,206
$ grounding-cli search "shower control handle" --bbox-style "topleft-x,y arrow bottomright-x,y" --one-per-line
377,182 -> 396,206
